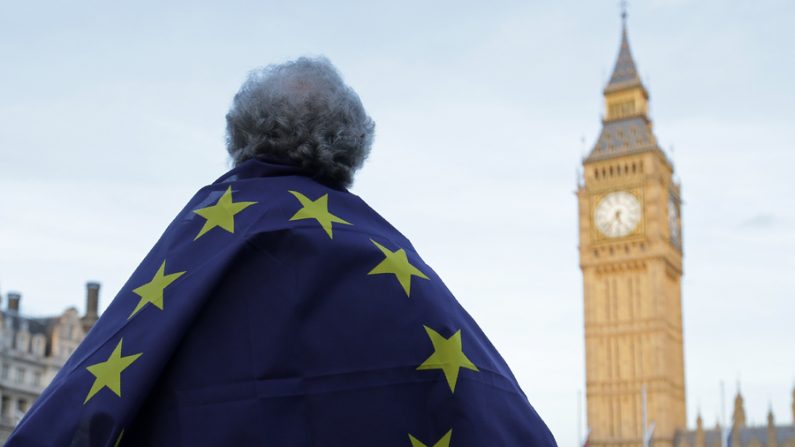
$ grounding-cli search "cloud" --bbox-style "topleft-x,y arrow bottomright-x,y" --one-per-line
739,213 -> 776,229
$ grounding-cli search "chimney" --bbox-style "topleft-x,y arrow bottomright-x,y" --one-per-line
84,282 -> 100,326
7,292 -> 20,312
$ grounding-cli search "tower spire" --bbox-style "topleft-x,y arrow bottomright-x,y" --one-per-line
733,388 -> 747,427
606,6 -> 643,92
586,5 -> 661,162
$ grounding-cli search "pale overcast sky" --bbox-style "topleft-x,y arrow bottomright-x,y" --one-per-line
1,1 -> 794,445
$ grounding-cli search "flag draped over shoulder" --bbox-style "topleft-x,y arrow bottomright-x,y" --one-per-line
6,159 -> 557,447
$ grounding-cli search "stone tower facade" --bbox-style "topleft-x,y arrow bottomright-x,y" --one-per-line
577,17 -> 686,447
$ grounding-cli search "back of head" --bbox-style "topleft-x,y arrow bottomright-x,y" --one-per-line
225,57 -> 375,189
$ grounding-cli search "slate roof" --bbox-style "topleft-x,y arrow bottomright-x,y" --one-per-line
1,311 -> 54,336
586,116 -> 660,162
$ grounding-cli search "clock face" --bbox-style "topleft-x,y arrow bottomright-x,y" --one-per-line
595,191 -> 642,238
668,195 -> 681,246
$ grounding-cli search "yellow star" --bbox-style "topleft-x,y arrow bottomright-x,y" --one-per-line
129,260 -> 186,318
408,429 -> 453,447
417,326 -> 478,393
368,239 -> 429,297
193,186 -> 257,240
84,339 -> 142,404
288,190 -> 351,238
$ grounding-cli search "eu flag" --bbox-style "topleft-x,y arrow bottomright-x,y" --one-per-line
6,158 -> 557,446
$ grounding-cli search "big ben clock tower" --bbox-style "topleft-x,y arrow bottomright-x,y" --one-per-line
578,13 -> 686,447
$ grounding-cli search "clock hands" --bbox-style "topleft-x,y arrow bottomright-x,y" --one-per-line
595,191 -> 641,238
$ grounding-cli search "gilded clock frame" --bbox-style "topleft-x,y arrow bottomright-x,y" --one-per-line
589,186 -> 646,244
668,189 -> 683,251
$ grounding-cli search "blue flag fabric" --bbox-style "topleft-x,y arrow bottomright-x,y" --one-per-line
7,159 -> 557,447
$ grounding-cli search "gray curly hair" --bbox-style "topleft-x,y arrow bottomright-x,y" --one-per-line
225,56 -> 375,188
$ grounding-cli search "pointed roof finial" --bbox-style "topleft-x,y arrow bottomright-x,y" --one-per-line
733,386 -> 747,427
605,0 -> 643,91
621,0 -> 629,27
